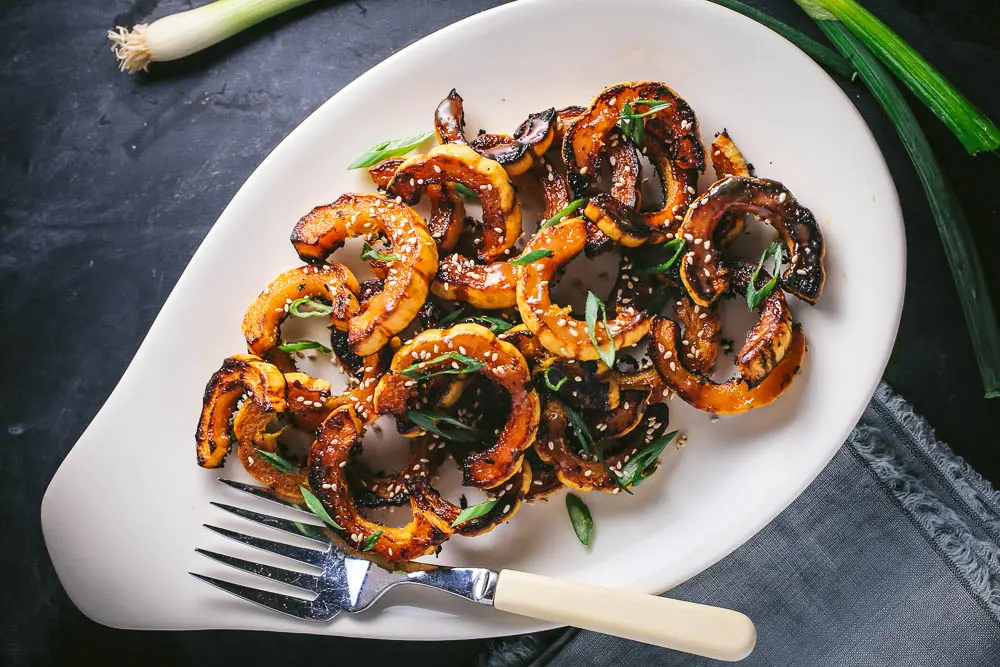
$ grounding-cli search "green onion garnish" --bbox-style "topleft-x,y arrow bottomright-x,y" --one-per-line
542,366 -> 567,391
453,183 -> 479,199
278,340 -> 331,354
254,449 -> 297,473
538,199 -> 586,230
288,297 -> 334,318
618,431 -> 677,488
407,410 -> 483,442
399,352 -> 484,380
347,131 -> 434,169
747,240 -> 783,310
633,238 -> 687,275
617,102 -> 645,147
510,249 -> 554,266
360,240 -> 400,263
585,291 -> 616,368
565,493 -> 593,547
436,307 -> 466,328
360,529 -> 383,552
562,404 -> 631,495
299,486 -> 342,530
451,499 -> 498,527
461,315 -> 514,334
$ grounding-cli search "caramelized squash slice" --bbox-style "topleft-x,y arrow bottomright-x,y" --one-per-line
350,437 -> 447,508
368,157 -> 465,250
710,130 -> 752,248
290,193 -> 439,355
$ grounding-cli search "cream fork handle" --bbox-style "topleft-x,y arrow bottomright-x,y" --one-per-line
492,570 -> 756,662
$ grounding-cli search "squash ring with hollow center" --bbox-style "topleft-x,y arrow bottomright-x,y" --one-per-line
308,406 -> 454,561
289,193 -> 439,355
386,144 -> 522,263
516,217 -> 651,361
372,323 -> 540,489
678,175 -> 826,307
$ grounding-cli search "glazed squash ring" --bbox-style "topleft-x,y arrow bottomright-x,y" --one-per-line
434,88 -> 467,145
430,155 -> 571,310
196,354 -> 286,468
516,217 -> 651,361
677,175 -> 826,307
408,456 -> 532,536
290,192 -> 439,355
386,144 -> 522,263
308,406 -> 454,561
562,81 -> 705,197
368,157 -> 465,250
372,323 -> 540,489
651,315 -> 804,414
727,261 -> 794,387
242,264 -> 360,373
639,127 -> 699,241
710,130 -> 752,248
583,193 -> 652,248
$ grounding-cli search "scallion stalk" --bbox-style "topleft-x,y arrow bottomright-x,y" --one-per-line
707,0 -> 854,79
809,20 -> 1000,397
798,0 -> 1000,154
108,0 -> 316,74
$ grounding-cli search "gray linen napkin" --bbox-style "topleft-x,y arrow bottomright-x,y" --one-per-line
480,383 -> 1000,666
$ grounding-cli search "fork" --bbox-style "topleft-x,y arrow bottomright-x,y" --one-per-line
193,479 -> 756,662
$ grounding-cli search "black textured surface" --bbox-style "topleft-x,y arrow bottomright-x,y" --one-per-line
1,1 -> 998,665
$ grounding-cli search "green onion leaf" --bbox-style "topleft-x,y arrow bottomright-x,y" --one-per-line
633,238 -> 687,275
542,366 -> 567,391
461,315 -> 514,334
408,410 -> 483,442
278,340 -> 332,354
254,449 -> 297,473
360,240 -> 400,263
616,102 -> 645,147
809,20 -> 1000,397
585,292 -> 616,368
618,431 -> 677,488
798,0 -> 1000,154
288,297 -> 334,318
707,0 -> 854,79
747,241 -> 783,310
360,529 -> 383,552
451,499 -> 498,527
299,486 -> 343,530
562,404 -> 631,495
399,352 -> 484,379
622,99 -> 672,119
453,182 -> 479,199
565,493 -> 594,547
538,198 -> 586,230
348,131 -> 434,169
436,307 -> 466,328
510,249 -> 555,266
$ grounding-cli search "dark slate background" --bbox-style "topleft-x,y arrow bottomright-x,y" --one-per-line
2,1 -> 998,665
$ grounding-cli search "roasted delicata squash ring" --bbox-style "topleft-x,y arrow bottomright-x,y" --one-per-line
584,193 -> 651,248
524,448 -> 564,501
368,157 -> 466,251
562,81 -> 704,196
409,457 -> 532,536
386,144 -> 522,263
710,130 -> 753,248
290,193 -> 439,355
727,261 -> 794,387
651,316 -> 805,413
308,406 -> 454,561
196,354 -> 286,468
535,398 -> 672,493
372,323 -> 540,488
349,437 -> 448,508
678,176 -> 826,306
516,217 -> 651,360
671,293 -> 721,375
242,264 -> 360,372
640,128 -> 700,240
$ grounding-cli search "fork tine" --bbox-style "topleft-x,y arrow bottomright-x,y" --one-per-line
195,548 -> 322,592
190,572 -> 338,621
210,502 -> 331,545
218,479 -> 314,516
203,524 -> 329,567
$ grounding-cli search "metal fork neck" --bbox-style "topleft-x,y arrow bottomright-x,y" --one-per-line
404,567 -> 499,605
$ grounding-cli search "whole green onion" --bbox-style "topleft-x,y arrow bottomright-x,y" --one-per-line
109,0 -> 316,74
798,0 -> 1000,155
810,20 -> 1000,397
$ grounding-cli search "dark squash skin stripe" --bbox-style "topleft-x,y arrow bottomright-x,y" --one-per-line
678,176 -> 826,307
468,107 -> 557,176
434,88 -> 467,145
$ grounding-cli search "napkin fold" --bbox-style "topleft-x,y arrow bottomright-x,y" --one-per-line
481,383 -> 1000,666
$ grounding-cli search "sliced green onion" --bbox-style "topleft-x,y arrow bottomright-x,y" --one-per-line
360,240 -> 400,263
348,131 -> 434,169
453,183 -> 479,199
461,315 -> 514,334
622,100 -> 672,120
706,0 -> 853,79
538,199 -> 586,230
542,366 -> 567,391
585,292 -> 616,368
633,238 -> 687,275
562,404 -> 631,495
617,102 -> 645,147
747,240 -> 783,310
810,21 -> 1000,397
799,0 -> 1000,154
288,297 -> 334,318
451,500 -> 498,527
565,494 -> 594,547
254,448 -> 297,473
510,249 -> 554,266
299,486 -> 342,530
407,410 -> 483,442
399,352 -> 484,379
360,529 -> 383,552
109,0 -> 316,74
278,340 -> 331,354
618,431 -> 677,488
436,307 -> 466,328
